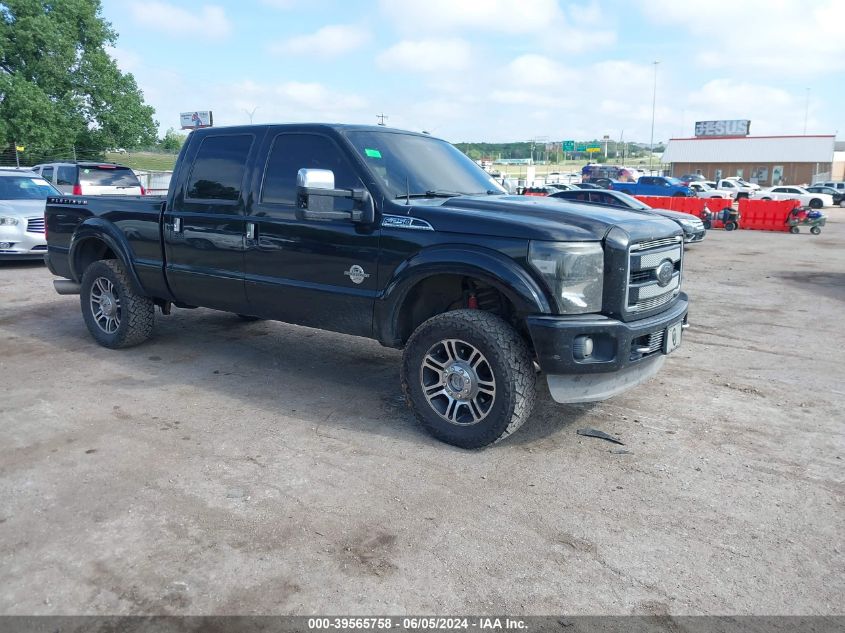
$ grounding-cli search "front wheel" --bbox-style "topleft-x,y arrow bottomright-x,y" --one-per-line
401,310 -> 536,449
809,199 -> 823,209
80,259 -> 155,348
724,221 -> 737,231
810,226 -> 821,235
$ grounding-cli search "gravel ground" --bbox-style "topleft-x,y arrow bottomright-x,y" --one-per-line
1,213 -> 843,616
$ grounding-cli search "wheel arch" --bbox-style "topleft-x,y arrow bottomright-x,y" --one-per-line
69,219 -> 144,295
374,245 -> 552,348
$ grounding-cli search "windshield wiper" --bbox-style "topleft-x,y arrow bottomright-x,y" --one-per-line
394,190 -> 465,199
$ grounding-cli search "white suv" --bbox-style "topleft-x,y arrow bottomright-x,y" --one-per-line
32,161 -> 144,196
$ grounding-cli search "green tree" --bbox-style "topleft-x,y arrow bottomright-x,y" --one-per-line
0,0 -> 158,160
159,128 -> 186,152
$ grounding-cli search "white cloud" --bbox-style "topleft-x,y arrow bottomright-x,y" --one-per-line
268,24 -> 370,58
379,0 -> 561,34
379,0 -> 615,54
127,2 -> 231,38
260,0 -> 297,7
106,46 -> 142,74
641,0 -> 845,74
505,54 -> 578,87
376,39 -> 472,73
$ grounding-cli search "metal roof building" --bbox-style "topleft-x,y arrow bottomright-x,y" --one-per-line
662,135 -> 836,185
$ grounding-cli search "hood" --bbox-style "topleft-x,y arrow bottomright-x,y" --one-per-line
391,195 -> 682,243
645,208 -> 700,222
0,199 -> 47,217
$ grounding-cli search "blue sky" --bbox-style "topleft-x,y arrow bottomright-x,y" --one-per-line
101,0 -> 845,143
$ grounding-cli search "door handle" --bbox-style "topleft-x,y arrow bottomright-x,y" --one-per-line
246,222 -> 255,240
172,217 -> 182,233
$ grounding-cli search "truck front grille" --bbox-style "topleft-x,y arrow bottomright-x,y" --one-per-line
626,236 -> 683,314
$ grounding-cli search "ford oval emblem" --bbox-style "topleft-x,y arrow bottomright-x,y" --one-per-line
656,260 -> 674,287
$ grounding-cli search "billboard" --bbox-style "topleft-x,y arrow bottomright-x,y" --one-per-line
180,111 -> 214,130
694,119 -> 750,137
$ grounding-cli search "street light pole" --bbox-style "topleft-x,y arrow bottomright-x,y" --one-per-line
649,60 -> 659,173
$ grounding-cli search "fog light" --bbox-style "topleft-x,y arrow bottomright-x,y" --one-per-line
0,242 -> 13,249
573,335 -> 594,359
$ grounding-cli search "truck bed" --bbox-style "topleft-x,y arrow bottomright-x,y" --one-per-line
45,194 -> 168,297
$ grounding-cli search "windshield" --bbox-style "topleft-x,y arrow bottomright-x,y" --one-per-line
79,166 -> 140,187
611,191 -> 652,210
0,175 -> 61,199
344,130 -> 506,198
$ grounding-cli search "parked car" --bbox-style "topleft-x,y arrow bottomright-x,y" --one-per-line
758,186 -> 833,208
32,161 -> 144,196
678,174 -> 707,185
572,182 -> 604,190
44,123 -> 689,449
550,188 -> 706,244
805,185 -> 845,207
687,182 -> 733,200
0,168 -> 61,259
815,181 -> 845,194
611,176 -> 694,197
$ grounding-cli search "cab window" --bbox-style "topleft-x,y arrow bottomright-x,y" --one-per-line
186,134 -> 254,202
260,133 -> 361,205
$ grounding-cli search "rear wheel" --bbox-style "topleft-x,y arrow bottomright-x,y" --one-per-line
401,310 -> 536,449
790,226 -> 800,234
809,198 -> 823,209
724,221 -> 737,231
80,260 -> 154,348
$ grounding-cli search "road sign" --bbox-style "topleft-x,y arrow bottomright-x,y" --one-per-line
576,144 -> 587,152
586,147 -> 601,153
562,140 -> 575,152
587,142 -> 601,150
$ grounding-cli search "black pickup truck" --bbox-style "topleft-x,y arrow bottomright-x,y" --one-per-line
45,124 -> 689,448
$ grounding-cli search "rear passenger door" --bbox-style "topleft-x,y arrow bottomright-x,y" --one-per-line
163,131 -> 260,312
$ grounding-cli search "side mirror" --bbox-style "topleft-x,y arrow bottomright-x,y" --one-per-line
296,168 -> 375,224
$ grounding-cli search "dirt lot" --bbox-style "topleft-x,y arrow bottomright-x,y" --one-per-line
1,214 -> 843,616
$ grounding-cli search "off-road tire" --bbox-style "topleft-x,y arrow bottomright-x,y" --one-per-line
789,226 -> 800,234
724,221 -> 737,231
810,226 -> 821,235
80,259 -> 155,349
401,310 -> 536,449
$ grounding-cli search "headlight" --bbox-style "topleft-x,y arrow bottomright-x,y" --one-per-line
0,217 -> 20,226
528,241 -> 604,314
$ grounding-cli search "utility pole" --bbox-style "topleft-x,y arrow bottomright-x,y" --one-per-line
649,60 -> 659,173
803,88 -> 810,135
244,107 -> 258,124
376,113 -> 388,126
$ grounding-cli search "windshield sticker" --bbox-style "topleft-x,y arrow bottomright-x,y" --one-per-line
364,148 -> 382,159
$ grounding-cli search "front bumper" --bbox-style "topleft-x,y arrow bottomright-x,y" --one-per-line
0,219 -> 47,259
683,227 -> 706,243
526,294 -> 689,403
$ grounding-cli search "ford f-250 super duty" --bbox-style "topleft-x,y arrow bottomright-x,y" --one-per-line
45,124 -> 689,448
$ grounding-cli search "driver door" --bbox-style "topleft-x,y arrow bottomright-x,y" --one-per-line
243,129 -> 380,337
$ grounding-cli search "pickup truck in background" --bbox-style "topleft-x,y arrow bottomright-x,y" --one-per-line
45,124 -> 689,449
708,178 -> 759,200
610,176 -> 694,197
686,182 -> 733,200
